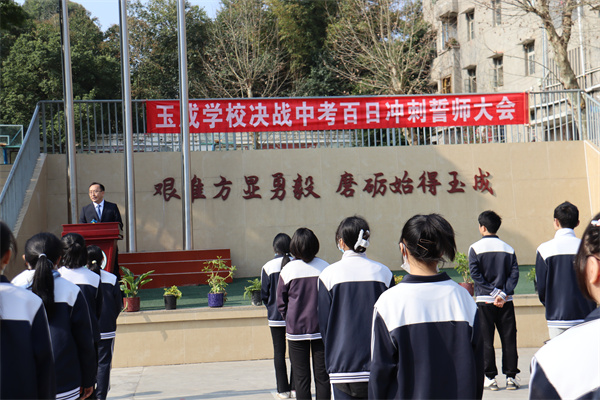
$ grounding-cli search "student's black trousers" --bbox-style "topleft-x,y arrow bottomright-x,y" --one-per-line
478,302 -> 520,379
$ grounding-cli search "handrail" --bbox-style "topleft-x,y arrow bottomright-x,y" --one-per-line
0,105 -> 41,230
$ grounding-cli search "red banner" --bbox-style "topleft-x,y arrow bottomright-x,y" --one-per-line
146,93 -> 529,134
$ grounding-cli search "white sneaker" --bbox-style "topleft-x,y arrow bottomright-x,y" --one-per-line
276,392 -> 290,399
290,390 -> 296,398
484,377 -> 499,391
506,377 -> 520,390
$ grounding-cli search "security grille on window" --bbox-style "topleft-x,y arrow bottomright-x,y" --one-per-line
492,0 -> 502,25
524,42 -> 535,75
493,57 -> 503,88
466,11 -> 475,40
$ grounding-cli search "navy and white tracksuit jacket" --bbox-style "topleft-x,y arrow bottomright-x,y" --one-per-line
59,266 -> 103,344
12,270 -> 97,400
318,251 -> 394,384
535,228 -> 597,329
369,273 -> 483,399
277,257 -> 329,340
99,269 -> 122,340
0,275 -> 56,400
529,307 -> 600,398
261,256 -> 286,327
469,235 -> 519,303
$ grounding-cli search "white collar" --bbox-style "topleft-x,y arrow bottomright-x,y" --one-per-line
555,228 -> 576,238
93,200 -> 105,209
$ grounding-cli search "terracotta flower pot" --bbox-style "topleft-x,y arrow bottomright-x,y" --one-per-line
123,297 -> 141,312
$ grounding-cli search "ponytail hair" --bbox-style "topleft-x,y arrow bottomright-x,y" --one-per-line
61,233 -> 87,269
399,214 -> 456,267
336,216 -> 370,253
273,233 -> 291,269
87,245 -> 103,276
24,233 -> 64,317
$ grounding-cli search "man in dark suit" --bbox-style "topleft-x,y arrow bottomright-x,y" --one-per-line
80,182 -> 123,279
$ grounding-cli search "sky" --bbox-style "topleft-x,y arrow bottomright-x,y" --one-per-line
16,0 -> 222,31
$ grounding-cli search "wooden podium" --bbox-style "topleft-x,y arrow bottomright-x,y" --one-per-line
62,222 -> 122,273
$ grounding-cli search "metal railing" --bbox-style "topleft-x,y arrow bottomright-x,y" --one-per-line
0,108 -> 41,230
34,90 -> 599,154
2,90 -> 598,231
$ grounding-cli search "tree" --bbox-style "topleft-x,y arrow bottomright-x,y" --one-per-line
325,0 -> 435,95
125,0 -> 210,99
500,0 -> 590,90
204,0 -> 288,99
267,0 -> 333,83
1,0 -> 31,65
0,3 -> 120,126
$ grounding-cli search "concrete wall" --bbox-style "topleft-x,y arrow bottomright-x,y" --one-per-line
112,295 -> 548,368
7,141 -> 598,279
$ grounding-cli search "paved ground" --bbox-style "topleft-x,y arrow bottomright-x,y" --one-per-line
108,348 -> 536,399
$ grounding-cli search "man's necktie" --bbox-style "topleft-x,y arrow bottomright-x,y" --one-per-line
96,204 -> 102,220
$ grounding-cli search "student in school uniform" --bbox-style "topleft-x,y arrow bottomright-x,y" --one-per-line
261,233 -> 294,399
535,201 -> 597,338
468,211 -> 520,391
318,216 -> 394,399
369,214 -> 483,399
277,228 -> 330,400
59,233 -> 103,347
529,215 -> 600,398
0,221 -> 56,400
87,245 -> 122,400
13,232 -> 96,400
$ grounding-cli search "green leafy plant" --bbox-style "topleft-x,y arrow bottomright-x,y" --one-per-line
120,266 -> 155,298
454,252 -> 473,283
527,267 -> 536,282
163,285 -> 182,299
243,278 -> 261,299
203,257 -> 236,294
394,274 -> 403,285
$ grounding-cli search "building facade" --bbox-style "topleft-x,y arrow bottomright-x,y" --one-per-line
424,0 -> 600,97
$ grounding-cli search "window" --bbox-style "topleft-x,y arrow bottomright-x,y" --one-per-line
466,11 -> 475,40
442,76 -> 452,93
492,0 -> 501,25
441,16 -> 458,49
464,68 -> 477,92
493,56 -> 504,88
524,42 -> 535,75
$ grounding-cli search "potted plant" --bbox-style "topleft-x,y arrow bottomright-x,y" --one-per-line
454,252 -> 474,296
120,266 -> 155,312
163,285 -> 182,310
243,278 -> 262,306
203,257 -> 236,308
